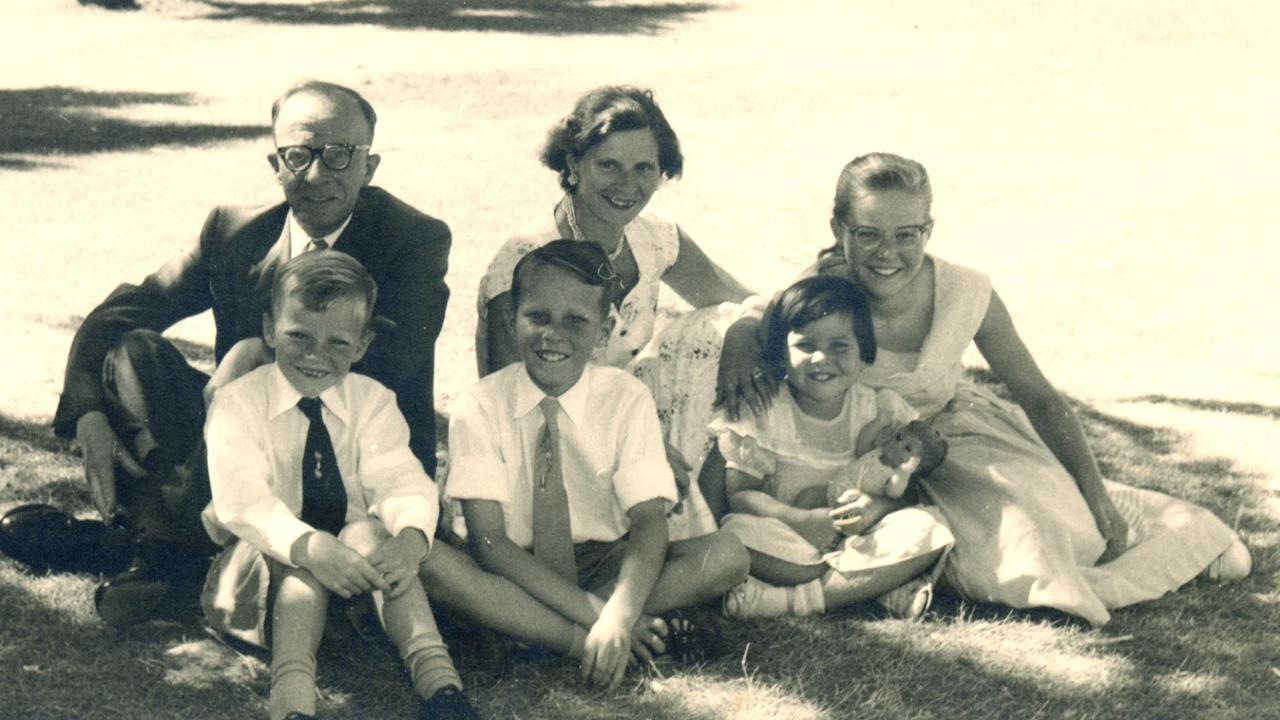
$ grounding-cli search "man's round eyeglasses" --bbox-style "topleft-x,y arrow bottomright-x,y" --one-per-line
838,219 -> 933,251
276,144 -> 370,174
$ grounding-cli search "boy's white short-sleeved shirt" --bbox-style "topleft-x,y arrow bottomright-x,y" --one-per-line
201,364 -> 439,565
446,363 -> 677,547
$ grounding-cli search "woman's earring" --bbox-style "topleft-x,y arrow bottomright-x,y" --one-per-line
568,171 -> 579,187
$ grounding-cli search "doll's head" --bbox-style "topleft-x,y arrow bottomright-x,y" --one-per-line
880,420 -> 948,474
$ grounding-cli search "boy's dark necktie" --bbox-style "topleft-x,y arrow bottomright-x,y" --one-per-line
297,397 -> 347,534
532,397 -> 577,582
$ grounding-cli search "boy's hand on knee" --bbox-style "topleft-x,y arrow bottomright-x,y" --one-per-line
582,610 -> 632,689
368,529 -> 429,599
296,531 -> 387,598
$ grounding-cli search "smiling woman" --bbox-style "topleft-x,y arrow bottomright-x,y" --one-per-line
475,85 -> 756,540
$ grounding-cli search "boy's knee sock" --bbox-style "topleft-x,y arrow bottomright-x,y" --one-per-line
382,591 -> 463,698
269,651 -> 317,720
404,641 -> 463,699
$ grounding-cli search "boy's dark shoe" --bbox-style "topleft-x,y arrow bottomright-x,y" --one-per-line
0,504 -> 133,575
469,627 -> 516,679
94,554 -> 172,627
419,687 -> 481,720
660,609 -> 728,665
282,714 -> 317,720
94,540 -> 208,627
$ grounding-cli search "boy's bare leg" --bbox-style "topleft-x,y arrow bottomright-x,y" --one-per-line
268,566 -> 328,720
639,529 -> 749,615
421,541 -> 587,657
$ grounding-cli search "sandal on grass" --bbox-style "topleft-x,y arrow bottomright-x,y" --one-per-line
659,609 -> 727,665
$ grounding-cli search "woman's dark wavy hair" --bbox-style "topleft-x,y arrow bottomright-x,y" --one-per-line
510,239 -> 621,316
539,85 -> 683,192
761,275 -> 877,381
819,152 -> 933,262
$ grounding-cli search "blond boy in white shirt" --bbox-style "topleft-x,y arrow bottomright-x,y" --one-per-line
446,240 -> 749,689
201,251 -> 479,720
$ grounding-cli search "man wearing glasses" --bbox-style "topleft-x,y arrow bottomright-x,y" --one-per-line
1,80 -> 451,626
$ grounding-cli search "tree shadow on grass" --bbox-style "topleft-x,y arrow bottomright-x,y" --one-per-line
0,87 -> 266,172
704,581 -> 1280,719
0,157 -> 63,171
0,412 -> 73,458
193,0 -> 720,35
1073,395 -> 1266,516
1123,394 -> 1280,420
966,366 -> 1267,493
0,411 -> 89,511
0,573 -> 276,719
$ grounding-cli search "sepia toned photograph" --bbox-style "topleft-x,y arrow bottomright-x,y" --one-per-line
2,1 -> 1277,718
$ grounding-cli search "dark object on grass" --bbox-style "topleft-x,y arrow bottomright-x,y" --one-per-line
95,538 -> 210,626
94,558 -> 171,626
0,503 -> 133,575
661,609 -> 727,665
79,0 -> 140,9
418,687 -> 482,720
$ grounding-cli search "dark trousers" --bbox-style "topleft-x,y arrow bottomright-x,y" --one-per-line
102,329 -> 219,568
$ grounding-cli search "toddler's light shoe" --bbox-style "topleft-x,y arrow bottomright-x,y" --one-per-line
722,576 -> 790,619
1204,538 -> 1252,582
876,576 -> 933,620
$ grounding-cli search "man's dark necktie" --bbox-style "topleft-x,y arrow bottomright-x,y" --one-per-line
297,397 -> 347,534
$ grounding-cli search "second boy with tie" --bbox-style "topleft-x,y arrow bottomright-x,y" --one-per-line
445,240 -> 749,688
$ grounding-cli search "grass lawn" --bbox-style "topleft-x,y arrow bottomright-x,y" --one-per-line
3,1 -> 1279,718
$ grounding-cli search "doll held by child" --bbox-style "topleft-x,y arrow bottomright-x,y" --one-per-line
792,419 -> 948,513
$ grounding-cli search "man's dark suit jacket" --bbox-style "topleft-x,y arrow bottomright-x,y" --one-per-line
53,186 -> 450,475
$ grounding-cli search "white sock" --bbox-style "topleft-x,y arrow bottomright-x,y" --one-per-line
789,578 -> 826,617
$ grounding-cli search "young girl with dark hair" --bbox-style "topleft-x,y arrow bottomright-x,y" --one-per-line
715,275 -> 954,620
